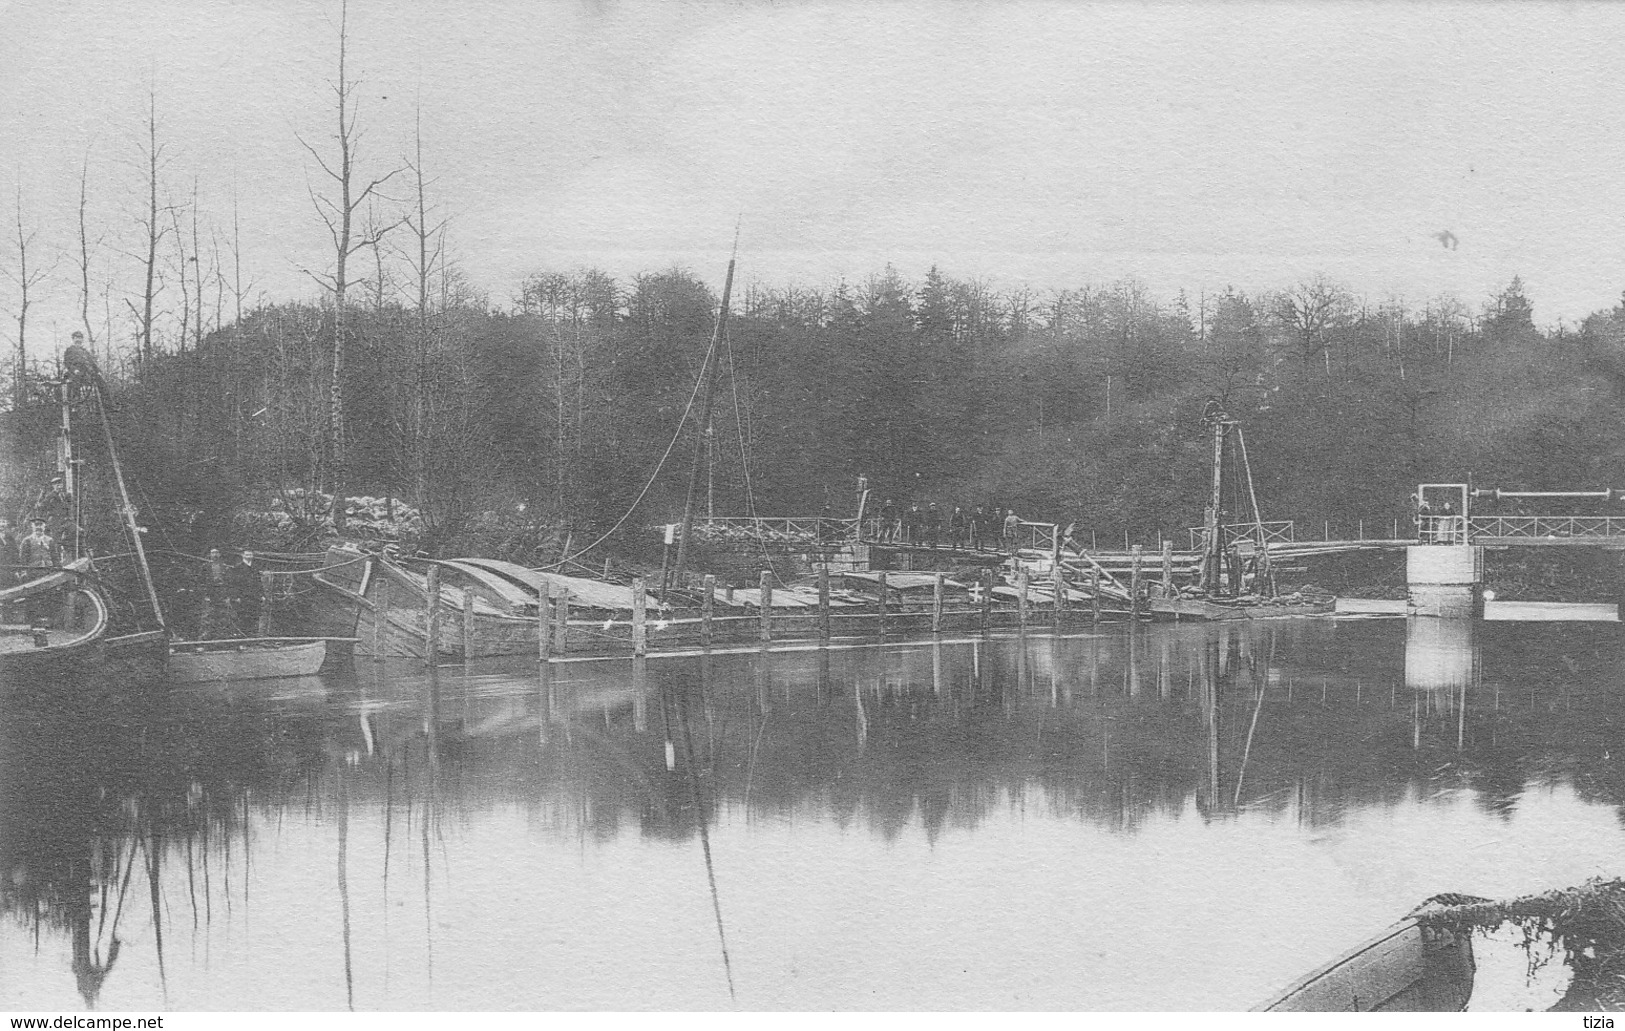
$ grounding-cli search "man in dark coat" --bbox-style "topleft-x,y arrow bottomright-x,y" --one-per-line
878,499 -> 899,542
924,503 -> 942,548
18,518 -> 60,641
228,550 -> 263,636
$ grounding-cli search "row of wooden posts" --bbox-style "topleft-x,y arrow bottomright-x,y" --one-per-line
389,543 -> 1175,666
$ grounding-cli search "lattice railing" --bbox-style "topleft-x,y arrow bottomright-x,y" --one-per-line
1464,515 -> 1625,541
1186,520 -> 1296,551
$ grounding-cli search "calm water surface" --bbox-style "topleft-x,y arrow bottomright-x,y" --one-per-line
4,615 -> 1623,1010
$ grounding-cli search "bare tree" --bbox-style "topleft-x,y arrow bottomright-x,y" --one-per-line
297,0 -> 403,526
400,101 -> 447,509
4,187 -> 53,409
168,196 -> 192,356
129,87 -> 173,367
75,153 -> 103,348
1275,276 -> 1350,376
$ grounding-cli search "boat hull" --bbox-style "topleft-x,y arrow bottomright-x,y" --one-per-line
167,638 -> 329,684
1149,595 -> 1336,621
1257,919 -> 1476,1012
308,555 -> 539,660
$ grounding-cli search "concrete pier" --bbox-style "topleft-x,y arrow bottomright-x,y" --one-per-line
1406,545 -> 1483,618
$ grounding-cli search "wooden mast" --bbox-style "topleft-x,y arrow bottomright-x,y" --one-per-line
669,244 -> 738,596
1202,411 -> 1226,595
91,386 -> 166,629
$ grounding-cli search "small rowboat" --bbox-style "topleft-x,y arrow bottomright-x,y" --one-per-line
1255,909 -> 1477,1012
166,637 -> 335,684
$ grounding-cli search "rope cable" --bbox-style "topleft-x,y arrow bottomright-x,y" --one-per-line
533,302 -> 719,572
725,317 -> 785,587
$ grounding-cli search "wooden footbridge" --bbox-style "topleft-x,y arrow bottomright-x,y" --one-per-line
667,483 -> 1625,588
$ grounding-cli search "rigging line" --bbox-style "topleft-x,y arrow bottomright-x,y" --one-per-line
724,317 -> 783,586
532,321 -> 718,572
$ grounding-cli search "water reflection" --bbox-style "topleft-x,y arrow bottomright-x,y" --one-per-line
4,617 -> 1625,1009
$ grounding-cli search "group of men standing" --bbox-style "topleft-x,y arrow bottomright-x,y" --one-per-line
872,500 -> 1023,552
193,548 -> 264,638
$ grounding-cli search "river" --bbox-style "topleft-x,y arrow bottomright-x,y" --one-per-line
3,613 -> 1622,1010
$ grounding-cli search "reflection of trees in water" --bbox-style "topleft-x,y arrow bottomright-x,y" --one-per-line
356,619 -> 1625,845
9,620 -> 1623,1004
0,683 -> 333,1007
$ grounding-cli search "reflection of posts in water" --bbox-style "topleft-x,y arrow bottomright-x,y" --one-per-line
1201,638 -> 1220,813
1159,635 -> 1172,700
932,639 -> 943,696
1049,637 -> 1061,707
1016,632 -> 1028,703
1126,625 -> 1141,698
853,676 -> 869,748
817,645 -> 830,705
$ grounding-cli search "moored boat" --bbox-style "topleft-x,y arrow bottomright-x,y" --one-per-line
1255,908 -> 1477,1012
166,637 -> 333,684
306,547 -> 660,660
1149,592 -> 1336,621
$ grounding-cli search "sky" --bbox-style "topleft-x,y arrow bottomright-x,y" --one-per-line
4,0 -> 1625,359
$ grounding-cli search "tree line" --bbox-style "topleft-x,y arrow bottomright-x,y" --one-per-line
7,259 -> 1621,570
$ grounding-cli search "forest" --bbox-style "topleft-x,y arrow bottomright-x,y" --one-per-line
7,260 -> 1625,574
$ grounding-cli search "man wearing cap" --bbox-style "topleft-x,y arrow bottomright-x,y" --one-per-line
18,518 -> 60,642
19,517 -> 59,570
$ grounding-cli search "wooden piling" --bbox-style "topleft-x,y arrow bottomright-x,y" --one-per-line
759,570 -> 773,641
981,569 -> 993,632
424,566 -> 441,666
1050,533 -> 1063,626
932,572 -> 944,635
1091,566 -> 1101,624
553,589 -> 570,655
1129,545 -> 1143,621
1160,541 -> 1174,599
817,567 -> 830,640
632,575 -> 648,656
1017,569 -> 1029,631
461,592 -> 474,663
374,577 -> 390,662
701,574 -> 715,648
537,588 -> 552,663
257,571 -> 274,637
877,570 -> 889,635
